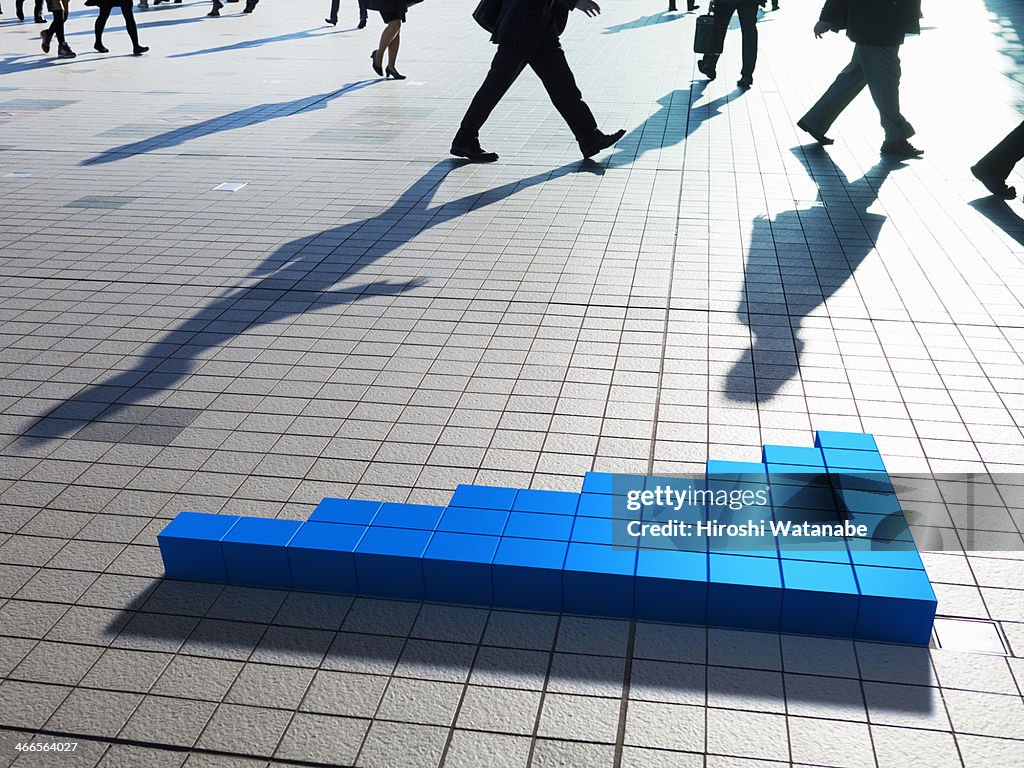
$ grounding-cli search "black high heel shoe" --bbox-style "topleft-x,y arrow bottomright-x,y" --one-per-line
325,16 -> 336,25
370,50 -> 383,76
385,66 -> 405,80
94,41 -> 108,53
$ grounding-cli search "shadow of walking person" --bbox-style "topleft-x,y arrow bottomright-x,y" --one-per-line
18,159 -> 599,446
969,195 -> 1024,249
81,80 -> 378,166
604,81 -> 737,168
726,148 -> 899,403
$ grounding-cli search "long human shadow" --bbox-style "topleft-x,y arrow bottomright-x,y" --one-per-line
605,80 -> 736,168
726,150 -> 898,403
167,26 -> 341,58
20,159 -> 598,444
80,79 -> 376,166
603,11 -> 684,34
970,195 -> 1024,249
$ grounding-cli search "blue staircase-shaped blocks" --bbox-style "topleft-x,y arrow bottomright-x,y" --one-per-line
157,431 -> 937,645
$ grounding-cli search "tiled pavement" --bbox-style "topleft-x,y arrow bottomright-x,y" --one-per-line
1,0 -> 1024,765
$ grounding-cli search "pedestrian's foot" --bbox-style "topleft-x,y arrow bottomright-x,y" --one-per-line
737,75 -> 753,89
358,16 -> 366,28
207,0 -> 221,15
34,13 -> 45,21
687,2 -> 700,9
385,66 -> 406,80
796,119 -> 834,146
242,0 -> 255,12
370,49 -> 383,76
133,46 -> 149,55
325,16 -> 337,25
696,59 -> 716,81
579,128 -> 626,159
16,6 -> 24,20
880,139 -> 923,159
57,42 -> 76,58
450,140 -> 499,163
40,28 -> 53,53
94,42 -> 108,53
971,163 -> 1016,199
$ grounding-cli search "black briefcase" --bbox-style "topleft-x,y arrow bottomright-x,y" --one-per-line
694,4 -> 722,54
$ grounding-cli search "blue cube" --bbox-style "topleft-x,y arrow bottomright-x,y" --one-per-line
577,493 -> 633,520
309,498 -> 381,526
492,537 -> 567,611
581,472 -> 645,496
287,522 -> 365,593
512,489 -> 580,516
158,512 -> 239,582
708,554 -> 783,631
822,448 -> 887,472
855,565 -> 937,645
437,506 -> 509,536
634,549 -> 708,624
222,517 -> 303,588
780,559 -> 859,637
354,527 -> 432,600
372,503 -> 445,531
770,484 -> 837,512
849,541 -> 924,570
815,431 -> 878,452
563,542 -> 636,618
503,511 -> 574,541
570,516 -> 636,546
422,532 -> 499,606
762,445 -> 825,468
449,484 -> 518,511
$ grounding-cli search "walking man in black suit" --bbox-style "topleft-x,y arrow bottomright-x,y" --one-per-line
696,0 -> 760,89
451,0 -> 625,163
797,0 -> 923,160
972,123 -> 1024,199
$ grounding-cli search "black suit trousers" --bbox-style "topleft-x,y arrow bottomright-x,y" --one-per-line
702,2 -> 758,78
976,121 -> 1024,181
456,39 -> 598,143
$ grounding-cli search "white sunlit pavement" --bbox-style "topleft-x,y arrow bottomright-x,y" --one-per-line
0,0 -> 1023,766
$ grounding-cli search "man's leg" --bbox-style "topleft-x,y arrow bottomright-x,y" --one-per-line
736,2 -> 757,79
327,0 -> 339,22
972,121 -> 1024,197
528,39 -> 598,142
856,44 -> 914,143
454,45 -> 528,145
700,3 -> 735,78
799,53 -> 866,137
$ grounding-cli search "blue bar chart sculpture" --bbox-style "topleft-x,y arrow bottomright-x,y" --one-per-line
158,431 -> 937,644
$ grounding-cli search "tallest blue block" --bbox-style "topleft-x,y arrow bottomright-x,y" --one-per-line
157,434 -> 937,645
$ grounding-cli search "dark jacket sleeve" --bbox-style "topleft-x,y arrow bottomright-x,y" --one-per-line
818,0 -> 848,30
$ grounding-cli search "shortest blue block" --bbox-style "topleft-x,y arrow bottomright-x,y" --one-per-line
158,512 -> 239,582
222,517 -> 302,588
287,522 -> 365,593
634,549 -> 708,624
563,543 -> 636,618
492,537 -> 567,612
855,565 -> 937,645
762,445 -> 824,467
372,503 -> 445,531
513,489 -> 580,516
422,532 -> 499,606
310,498 -> 382,526
354,527 -> 432,600
780,560 -> 859,638
708,554 -> 782,631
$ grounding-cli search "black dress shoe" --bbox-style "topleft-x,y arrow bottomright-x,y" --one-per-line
880,140 -> 923,159
133,46 -> 149,55
970,163 -> 1015,199
358,16 -> 366,28
696,59 -> 716,81
579,129 -> 625,159
737,75 -> 753,89
325,16 -> 337,25
451,141 -> 499,163
94,42 -> 109,53
796,119 -> 834,146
